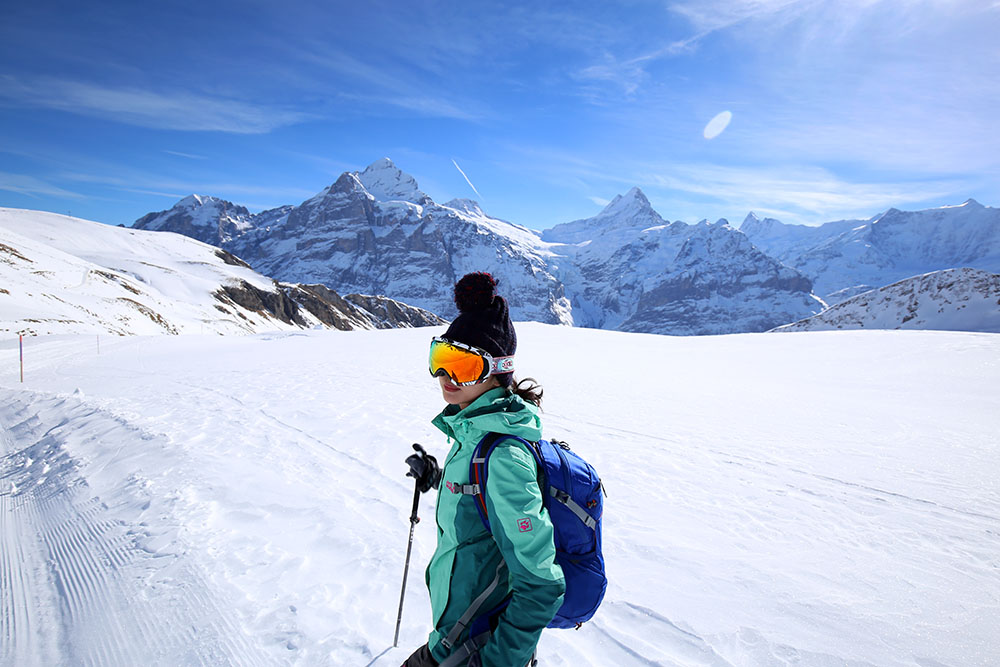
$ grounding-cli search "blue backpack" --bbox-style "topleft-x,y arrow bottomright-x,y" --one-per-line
470,433 -> 607,629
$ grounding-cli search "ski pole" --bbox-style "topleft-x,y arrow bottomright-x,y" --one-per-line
393,477 -> 422,648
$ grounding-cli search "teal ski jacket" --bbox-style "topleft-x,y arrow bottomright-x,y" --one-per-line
426,387 -> 565,666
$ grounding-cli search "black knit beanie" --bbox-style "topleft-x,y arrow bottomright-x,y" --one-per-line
443,272 -> 517,387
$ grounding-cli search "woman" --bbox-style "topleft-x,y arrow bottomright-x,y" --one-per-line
403,272 -> 565,667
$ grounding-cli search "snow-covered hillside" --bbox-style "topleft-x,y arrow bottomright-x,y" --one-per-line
0,208 -> 443,336
741,200 -> 1000,303
2,326 -> 998,665
773,268 -> 1000,333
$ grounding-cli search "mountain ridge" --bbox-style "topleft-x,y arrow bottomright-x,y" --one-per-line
130,158 -> 999,335
133,159 -> 825,334
773,268 -> 1000,333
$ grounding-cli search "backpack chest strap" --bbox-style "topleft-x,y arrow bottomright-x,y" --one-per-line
447,457 -> 488,496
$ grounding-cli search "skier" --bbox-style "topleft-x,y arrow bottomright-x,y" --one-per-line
402,272 -> 565,667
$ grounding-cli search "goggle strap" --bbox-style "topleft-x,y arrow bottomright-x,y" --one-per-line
490,355 -> 515,375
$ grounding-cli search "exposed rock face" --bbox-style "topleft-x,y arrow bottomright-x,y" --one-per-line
131,159 -> 999,336
215,280 -> 447,332
134,195 -> 256,246
741,200 -> 1000,304
131,161 -> 822,335
772,268 -> 1000,333
343,293 -> 446,329
544,190 -> 820,334
225,160 -> 570,324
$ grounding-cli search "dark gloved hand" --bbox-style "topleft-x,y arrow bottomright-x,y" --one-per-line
406,443 -> 440,493
401,643 -> 438,667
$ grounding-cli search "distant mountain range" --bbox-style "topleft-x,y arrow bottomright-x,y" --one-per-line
0,208 -> 443,336
36,158 -> 1000,336
133,159 -> 830,334
740,200 -> 1000,303
773,268 -> 1000,333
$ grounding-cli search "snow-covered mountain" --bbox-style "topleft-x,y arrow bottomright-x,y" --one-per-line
741,200 -> 1000,304
138,159 -> 570,325
544,189 -> 821,334
1,208 -> 443,336
134,194 -> 278,246
134,160 -> 825,335
772,268 -> 1000,333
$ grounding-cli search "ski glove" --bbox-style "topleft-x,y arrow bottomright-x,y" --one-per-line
406,443 -> 441,493
401,643 -> 438,667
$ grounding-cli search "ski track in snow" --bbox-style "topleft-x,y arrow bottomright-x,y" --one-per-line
0,395 -> 268,667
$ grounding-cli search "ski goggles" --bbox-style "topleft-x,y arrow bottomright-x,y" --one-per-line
429,337 -> 515,386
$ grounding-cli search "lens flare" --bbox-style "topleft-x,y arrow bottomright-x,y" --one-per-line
703,111 -> 733,140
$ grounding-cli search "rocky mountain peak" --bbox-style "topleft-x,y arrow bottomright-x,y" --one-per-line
133,195 -> 252,246
443,198 -> 485,216
599,187 -> 654,220
356,157 -> 431,205
543,186 -> 664,245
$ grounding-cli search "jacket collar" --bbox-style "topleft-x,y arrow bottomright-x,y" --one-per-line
432,387 -> 542,443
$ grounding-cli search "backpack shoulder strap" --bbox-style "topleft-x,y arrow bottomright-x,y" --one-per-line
466,432 -> 540,532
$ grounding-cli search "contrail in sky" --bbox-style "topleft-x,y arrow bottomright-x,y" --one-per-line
451,159 -> 483,200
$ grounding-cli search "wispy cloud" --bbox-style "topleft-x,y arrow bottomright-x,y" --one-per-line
588,196 -> 611,207
163,150 -> 208,160
666,0 -> 807,35
637,162 -> 960,224
60,170 -> 319,209
0,172 -> 87,199
499,142 -> 966,225
284,42 -> 487,121
451,159 -> 483,200
0,76 -> 312,134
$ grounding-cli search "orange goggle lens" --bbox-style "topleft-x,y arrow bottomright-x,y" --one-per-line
429,338 -> 490,385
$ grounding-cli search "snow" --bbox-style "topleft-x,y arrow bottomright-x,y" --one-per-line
357,158 -> 431,205
774,268 -> 1000,333
741,201 -> 1000,303
2,325 -> 998,666
0,209 -> 311,336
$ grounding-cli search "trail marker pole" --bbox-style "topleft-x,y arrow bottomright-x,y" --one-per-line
19,333 -> 24,383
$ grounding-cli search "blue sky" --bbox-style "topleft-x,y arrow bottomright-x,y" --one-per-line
1,0 -> 998,230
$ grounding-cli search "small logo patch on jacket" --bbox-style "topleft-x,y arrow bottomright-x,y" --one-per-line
517,518 -> 533,532
446,481 -> 455,493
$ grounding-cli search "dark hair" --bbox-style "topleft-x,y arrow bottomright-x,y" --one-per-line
507,376 -> 543,408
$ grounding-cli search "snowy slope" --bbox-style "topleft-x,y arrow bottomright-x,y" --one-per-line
0,208 -> 443,336
741,200 -> 1000,303
773,268 -> 1000,333
2,326 -> 998,666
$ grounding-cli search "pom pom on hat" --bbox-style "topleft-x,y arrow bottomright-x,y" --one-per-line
454,272 -> 498,313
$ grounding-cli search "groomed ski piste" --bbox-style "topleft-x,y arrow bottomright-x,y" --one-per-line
2,325 -> 998,666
